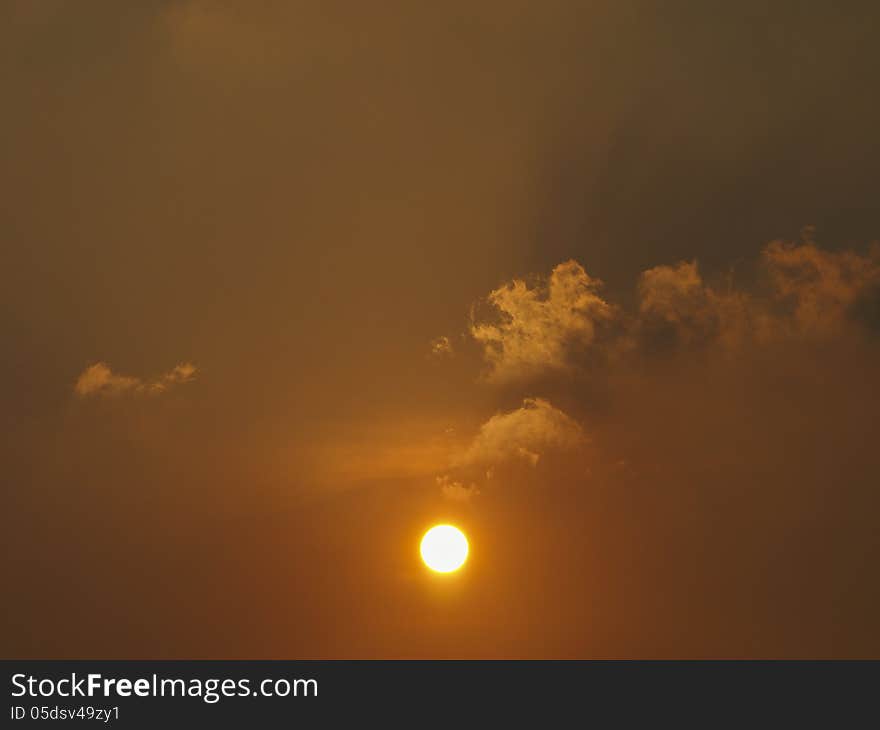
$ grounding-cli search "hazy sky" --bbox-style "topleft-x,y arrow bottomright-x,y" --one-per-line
3,1 -> 879,658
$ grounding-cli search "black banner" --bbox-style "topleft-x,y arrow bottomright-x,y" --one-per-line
4,661 -> 878,726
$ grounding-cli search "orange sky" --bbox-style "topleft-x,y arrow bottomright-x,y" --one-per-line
3,1 -> 880,658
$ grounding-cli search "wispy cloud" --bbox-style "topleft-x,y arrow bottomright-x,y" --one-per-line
436,475 -> 480,502
74,362 -> 198,398
429,335 -> 454,357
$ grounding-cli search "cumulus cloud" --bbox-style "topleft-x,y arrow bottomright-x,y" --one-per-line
74,362 -> 198,398
470,260 -> 616,383
455,397 -> 585,468
468,238 -> 880,382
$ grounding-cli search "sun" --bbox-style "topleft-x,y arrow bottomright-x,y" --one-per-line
420,524 -> 469,573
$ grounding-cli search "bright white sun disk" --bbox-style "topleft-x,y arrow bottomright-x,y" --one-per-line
420,525 -> 469,573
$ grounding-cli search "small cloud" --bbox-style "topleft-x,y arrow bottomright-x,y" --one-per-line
635,260 -> 751,351
637,261 -> 719,346
73,363 -> 141,397
470,260 -> 616,384
430,335 -> 454,357
436,474 -> 480,502
761,240 -> 880,336
456,397 -> 585,468
74,362 -> 198,398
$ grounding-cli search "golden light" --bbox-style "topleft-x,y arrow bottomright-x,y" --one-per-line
420,524 -> 469,573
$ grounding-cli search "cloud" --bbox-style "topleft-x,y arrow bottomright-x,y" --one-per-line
74,362 -> 198,398
637,261 -> 720,348
432,398 -> 585,500
429,336 -> 454,357
456,397 -> 585,468
761,240 -> 880,337
436,475 -> 480,502
470,260 -> 616,384
636,260 -> 754,352
467,238 -> 880,383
